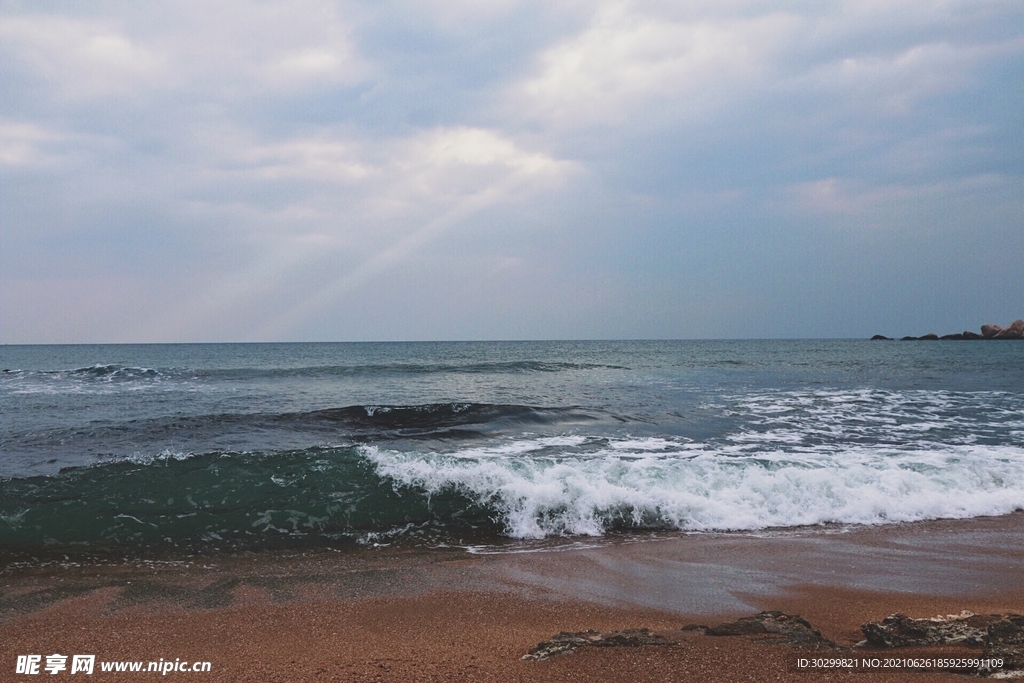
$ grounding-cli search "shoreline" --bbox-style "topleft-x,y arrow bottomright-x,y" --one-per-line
3,514 -> 1023,681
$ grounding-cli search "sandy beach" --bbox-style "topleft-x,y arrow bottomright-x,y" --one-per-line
3,513 -> 1023,682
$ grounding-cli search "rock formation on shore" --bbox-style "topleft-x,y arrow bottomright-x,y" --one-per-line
872,319 -> 1024,341
525,609 -> 1024,676
522,629 -> 677,660
860,611 -> 1024,676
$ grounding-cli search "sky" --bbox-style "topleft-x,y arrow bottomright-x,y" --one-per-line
1,0 -> 1022,343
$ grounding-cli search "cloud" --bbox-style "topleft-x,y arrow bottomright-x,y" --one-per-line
791,35 -> 1024,123
0,121 -> 63,168
194,124 -> 577,223
778,173 -> 1018,220
163,0 -> 370,93
129,125 -> 578,340
0,0 -> 1022,342
511,3 -> 796,126
0,2 -> 368,103
262,48 -> 360,88
0,15 -> 167,98
506,0 -> 1024,146
240,137 -> 373,184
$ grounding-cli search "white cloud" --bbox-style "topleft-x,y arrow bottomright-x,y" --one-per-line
0,121 -> 62,168
0,3 -> 368,102
1,0 -> 1022,342
508,0 -> 1024,134
262,48 -> 358,88
778,174 -> 1016,219
165,0 -> 369,93
0,120 -> 120,173
240,137 -> 373,184
132,125 -> 578,340
381,126 -> 575,211
0,15 -> 167,98
511,2 -> 799,126
205,125 -> 576,223
796,36 -> 1024,118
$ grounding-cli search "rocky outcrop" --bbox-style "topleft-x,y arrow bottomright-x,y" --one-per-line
875,320 -> 1023,341
706,611 -> 841,650
522,629 -> 677,660
995,319 -> 1024,339
982,614 -> 1024,675
860,611 -> 997,648
860,611 -> 1024,678
524,610 -> 1024,676
522,613 -> 836,660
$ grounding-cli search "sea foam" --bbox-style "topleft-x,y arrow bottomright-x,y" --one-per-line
362,437 -> 1024,538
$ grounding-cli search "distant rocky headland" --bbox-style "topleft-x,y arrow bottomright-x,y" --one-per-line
871,319 -> 1024,341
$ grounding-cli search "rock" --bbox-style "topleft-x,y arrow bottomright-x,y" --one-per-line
706,611 -> 841,650
981,614 -> 1024,676
962,331 -> 983,340
900,336 -> 919,341
870,335 -> 892,341
523,629 -> 677,660
981,324 -> 1003,338
918,333 -> 939,340
994,319 -> 1024,339
860,612 -> 998,648
939,333 -> 964,340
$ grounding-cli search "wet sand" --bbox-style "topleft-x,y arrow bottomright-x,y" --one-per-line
2,514 -> 1023,682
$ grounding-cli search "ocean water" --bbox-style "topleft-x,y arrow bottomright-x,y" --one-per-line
2,340 -> 1023,559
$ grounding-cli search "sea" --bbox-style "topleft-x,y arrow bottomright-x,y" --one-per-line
2,340 -> 1023,561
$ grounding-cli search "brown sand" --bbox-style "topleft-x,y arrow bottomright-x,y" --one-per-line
3,514 -> 1023,682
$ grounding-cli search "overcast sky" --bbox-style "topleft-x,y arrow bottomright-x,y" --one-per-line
1,0 -> 1022,342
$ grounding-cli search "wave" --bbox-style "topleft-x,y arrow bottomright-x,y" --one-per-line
1,360 -> 626,390
6,364 -> 168,381
2,404 -> 602,455
1,364 -> 174,396
3,436 -> 1023,558
299,403 -> 597,432
69,364 -> 162,379
366,440 -> 1024,538
199,361 -> 629,379
0,403 -> 608,481
0,361 -> 627,400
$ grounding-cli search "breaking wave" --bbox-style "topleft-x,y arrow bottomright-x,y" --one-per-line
365,439 -> 1024,538
3,433 -> 1023,558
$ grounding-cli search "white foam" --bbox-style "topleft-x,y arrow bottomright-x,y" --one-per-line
717,388 -> 1024,451
119,449 -> 200,466
361,437 -> 1024,539
2,365 -> 189,396
440,435 -> 589,459
608,437 -> 682,451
